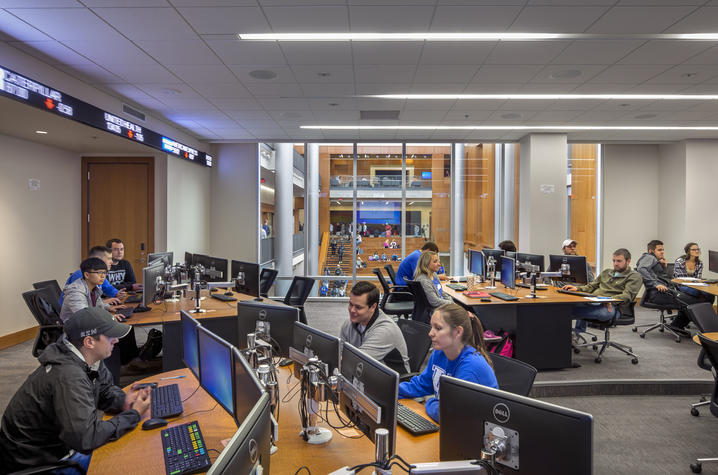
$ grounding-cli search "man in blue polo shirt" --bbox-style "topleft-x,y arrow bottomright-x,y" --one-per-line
396,241 -> 444,285
60,246 -> 124,307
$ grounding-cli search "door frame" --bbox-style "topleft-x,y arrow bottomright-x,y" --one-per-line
81,156 -> 154,259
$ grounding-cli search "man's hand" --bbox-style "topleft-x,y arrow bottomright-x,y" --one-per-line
116,289 -> 127,299
562,285 -> 578,291
109,305 -> 127,320
125,387 -> 151,417
103,297 -> 121,305
132,283 -> 144,292
656,284 -> 668,292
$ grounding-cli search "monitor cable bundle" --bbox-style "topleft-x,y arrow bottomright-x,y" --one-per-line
485,257 -> 497,289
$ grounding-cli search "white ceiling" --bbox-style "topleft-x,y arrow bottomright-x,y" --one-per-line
2,1 -> 718,142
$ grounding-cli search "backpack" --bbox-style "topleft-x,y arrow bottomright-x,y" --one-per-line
138,328 -> 163,361
484,329 -> 514,358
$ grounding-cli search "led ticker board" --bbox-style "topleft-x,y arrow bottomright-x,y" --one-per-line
0,65 -> 212,167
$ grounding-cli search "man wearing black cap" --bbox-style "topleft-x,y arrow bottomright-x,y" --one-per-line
0,307 -> 151,473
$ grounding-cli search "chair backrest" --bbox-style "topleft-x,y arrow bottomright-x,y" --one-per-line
696,333 -> 718,418
397,319 -> 432,374
384,265 -> 398,285
22,288 -> 63,326
405,280 -> 432,324
666,263 -> 675,279
371,268 -> 391,295
283,277 -> 315,307
490,353 -> 538,396
686,303 -> 718,333
33,280 -> 62,300
259,268 -> 279,297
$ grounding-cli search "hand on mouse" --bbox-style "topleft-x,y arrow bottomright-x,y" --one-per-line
129,388 -> 151,417
103,297 -> 121,306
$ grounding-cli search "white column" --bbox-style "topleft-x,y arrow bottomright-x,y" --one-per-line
450,143 -> 465,275
502,143 -> 515,241
306,143 -> 319,277
274,143 -> 294,295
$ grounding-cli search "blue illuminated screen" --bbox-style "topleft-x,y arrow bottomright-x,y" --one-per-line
181,312 -> 200,379
421,171 -> 432,179
357,201 -> 400,224
500,256 -> 516,290
198,328 -> 234,416
469,250 -> 484,277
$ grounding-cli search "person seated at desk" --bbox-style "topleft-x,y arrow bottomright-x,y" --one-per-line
0,307 -> 151,473
413,250 -> 452,310
340,281 -> 410,374
563,248 -> 642,337
60,246 -> 123,307
395,241 -> 445,286
106,238 -> 142,292
399,303 -> 497,422
674,242 -> 715,303
498,240 -> 516,252
60,258 -> 125,323
562,238 -> 595,282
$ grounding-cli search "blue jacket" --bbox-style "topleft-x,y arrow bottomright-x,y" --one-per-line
59,269 -> 117,306
398,345 -> 498,422
395,250 -> 421,285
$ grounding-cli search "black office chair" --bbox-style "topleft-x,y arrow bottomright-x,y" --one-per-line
633,290 -> 682,342
31,280 -> 62,314
690,333 -> 718,473
490,353 -> 537,396
259,268 -> 279,298
405,280 -> 433,324
9,459 -> 86,475
383,265 -> 399,285
372,268 -> 413,319
396,319 -> 432,382
283,277 -> 315,325
686,303 -> 718,416
576,303 -> 639,364
22,288 -> 64,357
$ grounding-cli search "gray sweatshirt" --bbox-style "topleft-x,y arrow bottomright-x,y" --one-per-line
414,273 -> 452,309
59,278 -> 110,322
340,309 -> 410,374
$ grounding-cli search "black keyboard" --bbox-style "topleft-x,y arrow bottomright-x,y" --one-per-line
516,283 -> 547,290
397,402 -> 439,436
161,421 -> 211,475
446,283 -> 467,291
116,306 -> 135,318
125,295 -> 142,304
211,293 -> 237,302
489,292 -> 520,301
151,384 -> 183,419
557,289 -> 595,298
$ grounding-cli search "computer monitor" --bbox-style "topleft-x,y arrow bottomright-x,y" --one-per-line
231,260 -> 260,298
198,326 -> 234,417
141,262 -> 166,307
180,310 -> 201,379
194,254 -> 228,282
506,251 -> 517,260
500,256 -> 516,290
338,343 -> 399,456
184,251 -> 194,265
439,376 -> 593,474
207,393 -> 272,475
482,248 -> 506,273
548,255 -> 588,285
148,251 -> 173,267
236,301 -> 299,358
516,253 -> 545,272
232,347 -> 265,426
709,250 -> 718,274
468,249 -> 485,278
291,321 -> 340,376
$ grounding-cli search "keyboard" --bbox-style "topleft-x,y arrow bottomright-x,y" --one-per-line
516,283 -> 547,290
151,384 -> 183,419
489,292 -> 520,301
446,283 -> 467,291
211,293 -> 237,302
397,402 -> 439,436
557,289 -> 595,298
116,306 -> 135,318
125,295 -> 142,304
161,421 -> 211,475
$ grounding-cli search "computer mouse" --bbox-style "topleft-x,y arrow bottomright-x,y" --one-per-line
224,290 -> 234,296
142,418 -> 168,430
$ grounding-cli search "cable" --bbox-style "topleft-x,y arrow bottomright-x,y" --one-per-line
282,381 -> 301,403
178,402 -> 218,420
473,460 -> 500,475
294,466 -> 311,475
182,383 -> 202,402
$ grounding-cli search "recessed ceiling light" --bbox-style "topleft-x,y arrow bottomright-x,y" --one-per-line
329,103 -> 339,107
35,130 -> 48,134
500,113 -> 522,120
159,88 -> 181,96
681,72 -> 697,78
301,124 -> 718,131
619,103 -> 631,107
280,111 -> 302,119
249,69 -> 277,80
634,113 -> 657,119
317,72 -> 331,77
550,69 -> 582,79
370,93 -> 718,100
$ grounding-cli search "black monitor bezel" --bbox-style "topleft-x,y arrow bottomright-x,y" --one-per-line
180,310 -> 201,380
468,249 -> 485,278
515,253 -> 546,272
148,251 -> 173,267
482,248 -> 506,273
230,260 -> 260,298
194,254 -> 229,282
236,300 -> 299,358
500,256 -> 517,290
548,254 -> 589,285
141,263 -> 165,307
231,347 -> 265,427
197,326 -> 236,417
290,321 -> 341,376
708,250 -> 718,274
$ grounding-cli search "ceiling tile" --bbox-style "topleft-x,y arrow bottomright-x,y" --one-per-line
354,65 -> 416,83
531,64 -> 606,83
311,110 -> 360,121
0,0 -> 81,6
418,42 -> 494,65
499,99 -> 556,111
0,10 -> 52,41
137,40 -> 223,65
210,96 -> 262,110
485,41 -> 570,65
67,63 -> 124,83
177,7 -> 269,34
206,40 -> 286,65
263,6 -> 349,32
355,97 -> 405,109
300,83 -> 355,96
509,6 -> 609,32
409,83 -> 468,93
472,65 -> 543,83
414,65 -> 477,83
290,64 -> 354,83
166,64 -> 237,83
280,42 -> 351,65
190,82 -> 253,98
8,40 -> 93,65
93,7 -> 196,40
588,64 -> 671,84
171,0 -> 257,6
258,98 -> 311,111
550,39 -> 645,64
684,46 -> 718,65
307,97 -> 357,110
520,83 -> 581,93
570,82 -> 633,93
664,7 -> 718,33
85,0 -> 170,5
430,6 -> 522,31
635,100 -> 703,112
462,83 -> 524,94
451,98 -> 506,110
8,7 -> 123,41
229,65 -> 295,83
225,110 -> 271,120
63,37 -> 156,67
443,110 -> 493,121
586,6 -> 697,33
399,110 -> 448,121
403,99 -> 458,111
108,63 -> 179,83
528,110 -> 583,122
242,82 -> 302,96
157,97 -> 216,110
355,83 -> 412,94
352,42 -> 423,65
545,99 -> 605,110
348,5 -> 434,30
642,64 -> 718,85
136,82 -> 200,99
618,40 -> 713,65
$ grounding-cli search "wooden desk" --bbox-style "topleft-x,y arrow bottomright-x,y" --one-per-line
89,366 -> 439,474
692,332 -> 718,345
671,279 -> 718,297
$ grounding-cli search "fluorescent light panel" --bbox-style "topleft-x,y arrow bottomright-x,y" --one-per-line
373,94 -> 718,101
302,125 -> 718,131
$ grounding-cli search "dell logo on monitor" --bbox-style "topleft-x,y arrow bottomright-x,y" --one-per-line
258,310 -> 267,320
355,362 -> 364,379
305,334 -> 313,348
248,438 -> 258,464
493,403 -> 510,423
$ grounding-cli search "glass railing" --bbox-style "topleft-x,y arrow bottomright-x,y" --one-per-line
329,175 -> 430,189
260,232 -> 305,264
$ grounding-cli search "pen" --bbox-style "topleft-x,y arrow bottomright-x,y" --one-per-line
160,375 -> 186,380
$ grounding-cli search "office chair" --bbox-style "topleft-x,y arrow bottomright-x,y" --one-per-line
685,303 -> 718,416
690,333 -> 718,473
371,268 -> 413,319
283,277 -> 315,325
405,280 -> 433,325
491,353 -> 538,396
396,319 -> 432,382
9,459 -> 86,475
22,288 -> 64,357
633,290 -> 682,342
575,303 -> 639,364
31,280 -> 62,314
383,264 -> 407,290
666,262 -> 675,279
259,268 -> 279,298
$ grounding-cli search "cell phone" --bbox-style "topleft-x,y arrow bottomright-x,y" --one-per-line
481,298 -> 492,302
132,382 -> 158,390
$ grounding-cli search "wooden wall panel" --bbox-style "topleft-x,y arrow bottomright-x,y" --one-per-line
569,144 -> 597,266
463,144 -> 495,250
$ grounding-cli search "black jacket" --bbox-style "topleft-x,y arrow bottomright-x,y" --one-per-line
107,259 -> 137,290
0,339 -> 140,472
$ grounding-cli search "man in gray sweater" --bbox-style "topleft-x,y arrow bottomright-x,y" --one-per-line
340,282 -> 410,374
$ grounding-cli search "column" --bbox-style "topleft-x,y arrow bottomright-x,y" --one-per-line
518,134 -> 568,257
274,143 -> 294,295
305,143 -> 319,277
502,143 -> 516,241
450,143 -> 465,275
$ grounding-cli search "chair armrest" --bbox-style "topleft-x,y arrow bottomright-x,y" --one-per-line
399,371 -> 420,382
10,459 -> 86,475
387,292 -> 414,303
390,285 -> 409,292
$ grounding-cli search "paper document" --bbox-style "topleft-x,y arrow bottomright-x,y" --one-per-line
684,282 -> 709,287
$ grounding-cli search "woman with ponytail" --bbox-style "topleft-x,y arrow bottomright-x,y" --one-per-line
398,303 -> 497,422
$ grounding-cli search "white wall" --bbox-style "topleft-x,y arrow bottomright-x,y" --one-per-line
658,142 -> 686,260
0,133 -> 80,336
165,155 -> 211,258
602,144 -> 659,270
684,141 -> 718,278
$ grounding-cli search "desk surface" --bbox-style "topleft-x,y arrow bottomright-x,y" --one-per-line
692,332 -> 718,345
90,366 -> 438,474
671,279 -> 718,297
444,283 -> 606,307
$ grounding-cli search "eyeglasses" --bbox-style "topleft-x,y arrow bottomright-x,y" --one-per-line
690,248 -> 701,252
88,270 -> 107,276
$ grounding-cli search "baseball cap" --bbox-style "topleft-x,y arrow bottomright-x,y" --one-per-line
64,307 -> 131,342
562,239 -> 577,248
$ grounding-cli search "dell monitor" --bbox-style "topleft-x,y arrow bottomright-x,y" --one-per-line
207,393 -> 272,475
709,250 -> 718,274
516,253 -> 545,273
180,310 -> 201,379
468,249 -> 485,279
198,326 -> 235,417
439,375 -> 593,474
236,300 -> 299,358
291,321 -> 340,376
232,347 -> 265,426
548,255 -> 588,285
194,254 -> 228,282
184,251 -> 194,265
506,251 -> 517,260
500,256 -> 516,290
231,260 -> 260,298
338,343 -> 399,456
141,262 -> 166,308
482,248 -> 506,273
148,251 -> 173,267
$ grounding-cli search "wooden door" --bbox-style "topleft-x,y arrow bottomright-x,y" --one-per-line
81,157 -> 154,273
569,145 -> 597,267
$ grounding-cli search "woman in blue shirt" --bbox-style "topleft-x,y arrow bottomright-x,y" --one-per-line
399,303 -> 498,422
